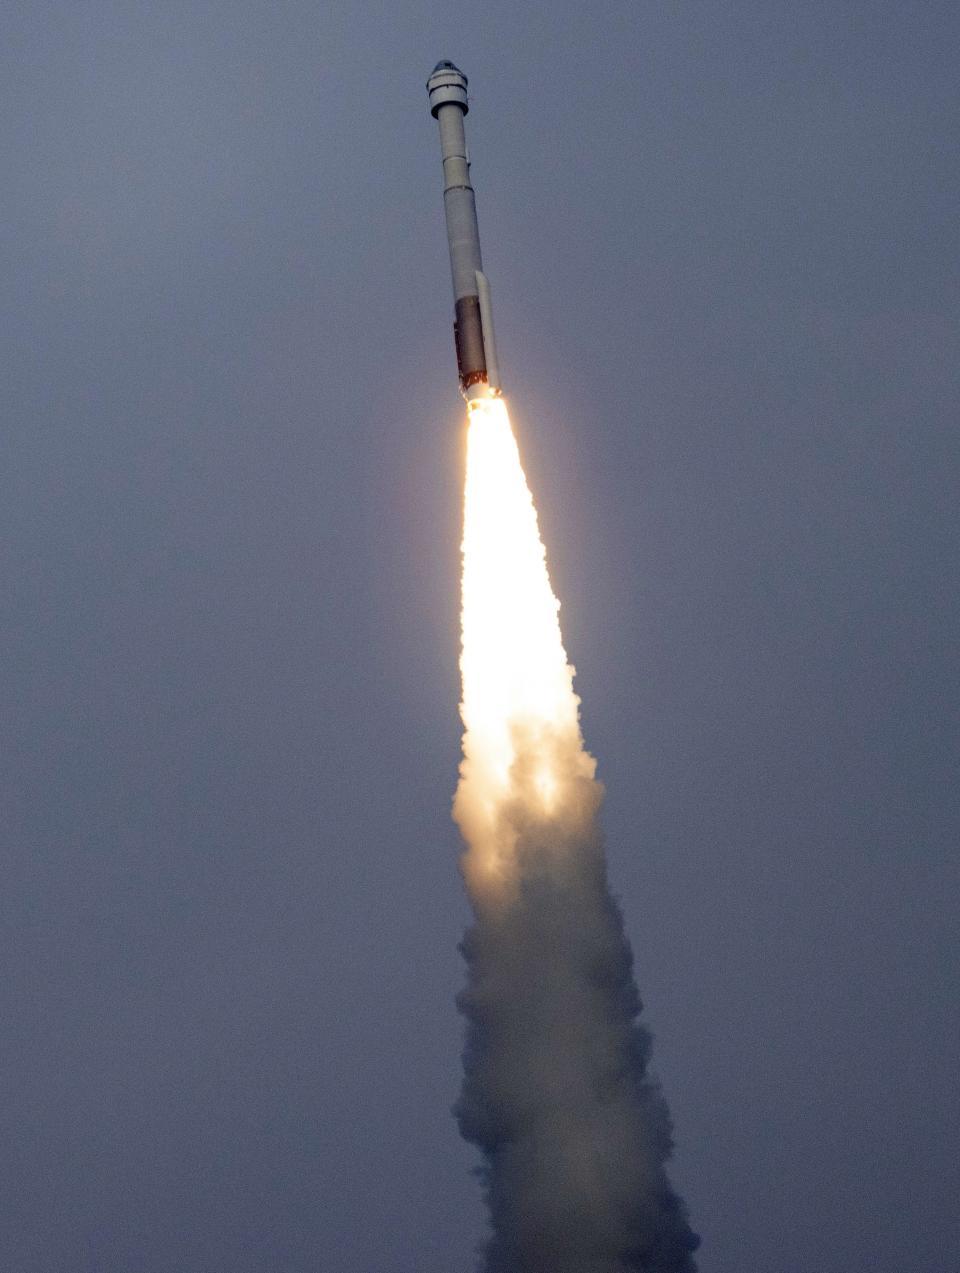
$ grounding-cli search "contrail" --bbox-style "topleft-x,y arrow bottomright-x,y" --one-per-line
452,400 -> 699,1273
426,61 -> 699,1272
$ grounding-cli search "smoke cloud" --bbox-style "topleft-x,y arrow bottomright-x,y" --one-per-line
453,400 -> 699,1271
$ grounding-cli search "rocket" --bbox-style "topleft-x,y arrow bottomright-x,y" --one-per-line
427,61 -> 502,402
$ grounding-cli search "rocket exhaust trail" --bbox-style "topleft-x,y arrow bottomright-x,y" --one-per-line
453,398 -> 699,1273
428,65 -> 699,1272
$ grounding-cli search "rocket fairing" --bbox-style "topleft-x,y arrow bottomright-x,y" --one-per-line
427,61 -> 502,402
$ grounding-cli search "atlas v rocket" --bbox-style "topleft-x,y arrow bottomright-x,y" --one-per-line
427,61 -> 502,402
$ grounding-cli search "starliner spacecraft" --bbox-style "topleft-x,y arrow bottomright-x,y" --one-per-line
427,61 -> 501,402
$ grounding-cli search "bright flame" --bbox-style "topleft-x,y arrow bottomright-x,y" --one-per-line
454,396 -> 596,886
451,397 -> 701,1271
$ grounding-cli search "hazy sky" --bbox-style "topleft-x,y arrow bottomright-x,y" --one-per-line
2,3 -> 957,1271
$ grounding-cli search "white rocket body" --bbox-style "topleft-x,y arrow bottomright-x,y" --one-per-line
426,61 -> 502,402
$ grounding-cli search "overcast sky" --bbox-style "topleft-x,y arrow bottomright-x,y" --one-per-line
2,3 -> 957,1271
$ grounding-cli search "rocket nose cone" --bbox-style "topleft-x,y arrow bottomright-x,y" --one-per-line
427,59 -> 469,113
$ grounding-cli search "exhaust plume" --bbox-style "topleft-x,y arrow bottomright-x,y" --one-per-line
453,397 -> 699,1272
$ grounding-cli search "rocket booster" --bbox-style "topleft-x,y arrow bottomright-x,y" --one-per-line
427,61 -> 501,402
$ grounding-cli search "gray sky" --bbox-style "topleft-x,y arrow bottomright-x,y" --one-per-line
2,2 -> 957,1270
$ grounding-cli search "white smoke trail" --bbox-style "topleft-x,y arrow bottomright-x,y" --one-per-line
453,397 -> 699,1272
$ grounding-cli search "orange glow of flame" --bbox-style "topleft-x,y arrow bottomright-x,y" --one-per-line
453,396 -> 596,888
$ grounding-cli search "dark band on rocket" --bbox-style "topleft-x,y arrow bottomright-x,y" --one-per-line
454,295 -> 487,388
